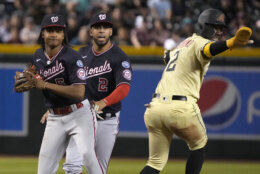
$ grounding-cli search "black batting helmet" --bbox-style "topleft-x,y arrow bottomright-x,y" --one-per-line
195,8 -> 226,39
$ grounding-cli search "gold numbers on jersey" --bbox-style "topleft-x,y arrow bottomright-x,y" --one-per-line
166,50 -> 180,72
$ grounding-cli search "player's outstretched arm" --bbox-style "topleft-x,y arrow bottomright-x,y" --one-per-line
202,27 -> 253,59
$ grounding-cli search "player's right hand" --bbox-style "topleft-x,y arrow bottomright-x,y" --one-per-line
226,27 -> 253,49
144,103 -> 151,108
163,50 -> 170,64
40,110 -> 49,124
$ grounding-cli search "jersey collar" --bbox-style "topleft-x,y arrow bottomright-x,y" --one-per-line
44,46 -> 64,64
92,44 -> 114,56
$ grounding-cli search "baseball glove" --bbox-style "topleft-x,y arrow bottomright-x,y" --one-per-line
14,65 -> 41,93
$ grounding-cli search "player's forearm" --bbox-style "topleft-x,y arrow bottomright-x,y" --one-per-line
44,83 -> 85,100
103,84 -> 130,106
203,41 -> 229,58
210,41 -> 229,56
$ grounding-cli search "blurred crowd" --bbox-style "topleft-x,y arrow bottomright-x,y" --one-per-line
0,0 -> 260,49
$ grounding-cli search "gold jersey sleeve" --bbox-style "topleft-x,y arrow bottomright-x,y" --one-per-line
155,34 -> 212,102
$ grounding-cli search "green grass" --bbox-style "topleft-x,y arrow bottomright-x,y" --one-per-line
0,156 -> 259,174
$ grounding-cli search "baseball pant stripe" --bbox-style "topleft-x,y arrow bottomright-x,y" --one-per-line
90,107 -> 104,174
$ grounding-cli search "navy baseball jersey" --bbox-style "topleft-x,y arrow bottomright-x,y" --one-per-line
79,44 -> 132,113
32,46 -> 87,108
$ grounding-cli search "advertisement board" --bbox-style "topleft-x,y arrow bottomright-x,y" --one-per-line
0,63 -> 28,136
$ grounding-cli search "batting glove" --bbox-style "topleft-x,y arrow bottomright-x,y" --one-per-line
226,27 -> 253,49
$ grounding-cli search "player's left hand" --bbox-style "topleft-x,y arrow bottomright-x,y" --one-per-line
91,100 -> 106,120
93,100 -> 107,111
226,27 -> 253,49
40,110 -> 49,124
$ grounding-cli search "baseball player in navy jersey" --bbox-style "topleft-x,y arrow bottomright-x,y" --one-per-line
140,9 -> 253,174
61,12 -> 132,174
32,14 -> 103,174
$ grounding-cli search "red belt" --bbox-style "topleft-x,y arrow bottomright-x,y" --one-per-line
49,102 -> 83,115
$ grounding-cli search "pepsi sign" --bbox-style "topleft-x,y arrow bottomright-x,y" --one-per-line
197,67 -> 260,139
198,76 -> 241,130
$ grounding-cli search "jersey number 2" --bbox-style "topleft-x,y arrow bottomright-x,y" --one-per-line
166,50 -> 180,72
98,78 -> 108,92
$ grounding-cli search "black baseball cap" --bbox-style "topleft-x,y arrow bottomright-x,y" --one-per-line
90,12 -> 113,28
41,14 -> 66,29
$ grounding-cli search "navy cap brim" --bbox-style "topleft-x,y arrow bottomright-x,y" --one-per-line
43,24 -> 66,28
90,21 -> 113,28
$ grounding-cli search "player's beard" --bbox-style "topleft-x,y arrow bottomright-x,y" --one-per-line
212,34 -> 223,41
93,37 -> 110,47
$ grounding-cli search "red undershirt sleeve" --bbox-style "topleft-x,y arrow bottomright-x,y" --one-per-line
103,84 -> 130,106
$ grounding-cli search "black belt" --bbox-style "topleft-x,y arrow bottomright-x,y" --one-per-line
152,93 -> 187,101
97,112 -> 116,121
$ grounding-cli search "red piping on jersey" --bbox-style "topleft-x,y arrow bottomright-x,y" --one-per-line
44,46 -> 64,63
103,84 -> 130,106
92,44 -> 114,56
